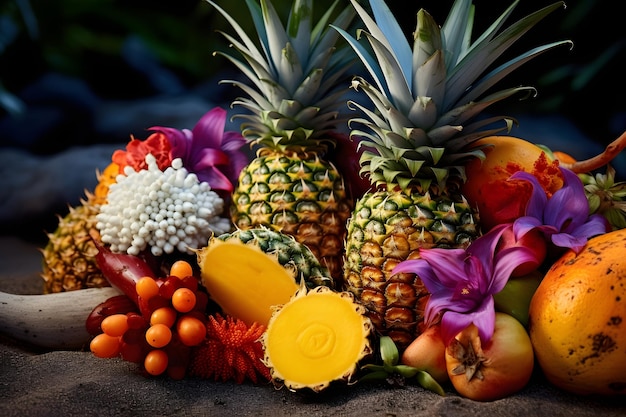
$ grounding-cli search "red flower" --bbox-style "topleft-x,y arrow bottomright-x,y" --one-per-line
112,133 -> 172,173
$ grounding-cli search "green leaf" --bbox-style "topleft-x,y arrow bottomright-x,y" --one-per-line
444,1 -> 566,110
415,370 -> 446,396
459,40 -> 572,106
404,159 -> 425,177
208,1 -> 268,74
407,96 -> 437,129
395,365 -> 419,378
358,370 -> 390,382
360,30 -> 413,114
332,25 -> 387,96
286,0 -> 312,59
428,147 -> 445,165
441,0 -> 474,68
367,0 -> 412,86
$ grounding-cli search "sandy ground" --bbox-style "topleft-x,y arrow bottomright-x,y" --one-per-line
0,235 -> 625,417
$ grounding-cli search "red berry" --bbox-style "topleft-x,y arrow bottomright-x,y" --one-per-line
193,291 -> 209,313
181,275 -> 199,292
120,341 -> 145,363
159,276 -> 184,299
126,312 -> 149,330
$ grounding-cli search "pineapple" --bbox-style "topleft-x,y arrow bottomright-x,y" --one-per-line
206,0 -> 356,286
41,196 -> 106,293
197,227 -> 334,326
262,284 -> 373,392
41,163 -> 119,293
336,0 -> 569,349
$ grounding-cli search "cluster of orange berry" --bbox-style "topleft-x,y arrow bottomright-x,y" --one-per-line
89,260 -> 210,379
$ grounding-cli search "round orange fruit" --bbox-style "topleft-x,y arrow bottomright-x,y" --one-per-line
551,150 -> 577,165
528,229 -> 626,396
462,136 -> 562,232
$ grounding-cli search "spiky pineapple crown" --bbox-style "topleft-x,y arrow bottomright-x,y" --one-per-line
334,0 -> 570,193
207,0 -> 356,155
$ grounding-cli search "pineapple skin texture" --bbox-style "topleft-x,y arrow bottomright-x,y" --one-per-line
343,189 -> 479,350
41,164 -> 117,293
230,152 -> 353,288
210,227 -> 334,290
41,202 -> 108,293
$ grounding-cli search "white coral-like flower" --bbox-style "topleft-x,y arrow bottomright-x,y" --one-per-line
96,154 -> 232,256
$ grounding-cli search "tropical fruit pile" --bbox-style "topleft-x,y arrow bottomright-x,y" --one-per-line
3,0 -> 626,402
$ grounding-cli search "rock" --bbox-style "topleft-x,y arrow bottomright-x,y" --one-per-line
0,73 -> 101,152
93,95 -> 221,141
0,144 -> 119,239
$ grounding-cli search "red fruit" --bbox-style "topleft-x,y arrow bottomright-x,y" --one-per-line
120,341 -> 146,363
126,312 -> 149,330
100,314 -> 129,337
184,310 -> 207,322
137,295 -> 153,318
401,324 -> 449,385
462,136 -> 563,232
193,291 -> 209,313
176,315 -> 207,347
165,337 -> 192,380
85,295 -> 138,336
135,277 -> 160,300
122,328 -> 146,345
90,333 -> 121,358
497,226 -> 547,276
138,293 -> 170,316
144,349 -> 169,376
181,275 -> 199,292
445,313 -> 534,401
159,276 -> 184,299
90,231 -> 157,305
171,288 -> 197,313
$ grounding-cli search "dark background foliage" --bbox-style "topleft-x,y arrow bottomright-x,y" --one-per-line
0,0 -> 624,153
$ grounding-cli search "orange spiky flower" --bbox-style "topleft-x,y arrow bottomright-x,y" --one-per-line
188,313 -> 271,384
112,132 -> 172,172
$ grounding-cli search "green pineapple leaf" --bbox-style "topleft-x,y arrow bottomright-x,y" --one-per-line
208,0 -> 356,152
334,0 -> 570,191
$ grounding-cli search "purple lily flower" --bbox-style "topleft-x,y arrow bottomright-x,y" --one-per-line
392,224 -> 537,345
149,107 -> 248,193
510,167 -> 610,253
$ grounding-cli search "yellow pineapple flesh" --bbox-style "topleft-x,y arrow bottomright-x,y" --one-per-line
262,284 -> 373,392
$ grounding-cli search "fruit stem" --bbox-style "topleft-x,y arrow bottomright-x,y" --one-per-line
561,130 -> 626,173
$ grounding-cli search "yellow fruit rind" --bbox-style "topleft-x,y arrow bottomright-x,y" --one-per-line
529,229 -> 626,396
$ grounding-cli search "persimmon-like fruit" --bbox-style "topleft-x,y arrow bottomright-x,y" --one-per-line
462,136 -> 563,232
445,312 -> 534,401
528,229 -> 626,396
